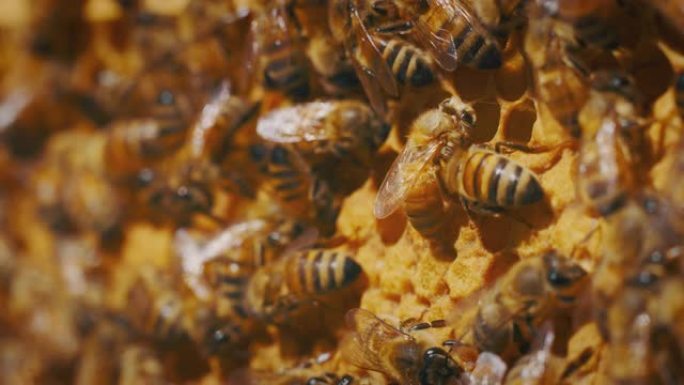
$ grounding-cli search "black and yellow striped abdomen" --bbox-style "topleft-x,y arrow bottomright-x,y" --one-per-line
283,249 -> 362,296
379,38 -> 435,87
203,258 -> 251,319
458,150 -> 543,209
420,7 -> 501,69
265,145 -> 312,211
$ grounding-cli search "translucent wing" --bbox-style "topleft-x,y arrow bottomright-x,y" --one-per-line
175,219 -> 267,299
0,88 -> 32,131
256,101 -> 337,143
342,308 -> 412,373
412,0 -> 493,71
374,140 -> 441,219
189,81 -> 233,157
468,352 -> 507,385
348,6 -> 398,117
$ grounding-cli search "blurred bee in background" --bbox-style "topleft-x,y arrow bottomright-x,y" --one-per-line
243,248 -> 363,321
466,352 -> 507,385
306,33 -> 362,97
248,1 -> 311,101
535,0 -> 629,52
125,267 -> 195,345
501,328 -> 561,385
118,345 -> 167,385
375,96 -> 547,255
525,4 -> 589,138
468,251 -> 587,360
256,100 -> 389,169
575,71 -> 648,217
342,308 -> 463,385
28,0 -> 90,64
175,218 -> 314,320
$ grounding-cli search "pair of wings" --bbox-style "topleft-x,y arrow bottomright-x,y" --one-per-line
374,138 -> 442,218
256,100 -> 339,143
342,308 -> 418,378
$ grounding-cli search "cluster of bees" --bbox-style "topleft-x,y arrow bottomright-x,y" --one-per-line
1,0 -> 684,384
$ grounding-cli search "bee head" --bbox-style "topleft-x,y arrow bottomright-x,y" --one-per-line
439,97 -> 476,131
590,70 -> 641,104
419,347 -> 463,385
543,251 -> 588,304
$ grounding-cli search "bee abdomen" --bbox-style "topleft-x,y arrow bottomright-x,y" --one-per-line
404,176 -> 449,239
382,39 -> 434,87
266,146 -> 310,204
285,250 -> 362,296
461,151 -> 543,208
449,16 -> 501,69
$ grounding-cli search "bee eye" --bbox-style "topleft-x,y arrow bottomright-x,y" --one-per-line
547,269 -> 573,287
157,89 -> 175,106
460,110 -> 474,126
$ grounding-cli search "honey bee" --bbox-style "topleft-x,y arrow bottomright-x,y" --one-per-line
176,218 -> 313,319
470,251 -> 588,358
525,6 -> 589,138
362,0 -> 523,71
125,267 -> 194,344
243,249 -> 363,321
375,96 -> 545,251
342,308 -> 463,385
537,0 -> 626,51
105,87 -> 194,182
187,81 -> 260,163
249,1 -> 311,100
256,100 -> 389,166
576,71 -> 646,217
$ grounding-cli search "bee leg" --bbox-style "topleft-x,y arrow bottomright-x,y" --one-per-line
493,140 -> 576,155
374,20 -> 414,36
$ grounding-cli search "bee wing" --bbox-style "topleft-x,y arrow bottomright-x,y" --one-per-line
374,140 -> 441,219
468,352 -> 507,385
189,81 -> 233,157
412,0 -> 487,71
256,101 -> 337,143
348,6 -> 398,117
342,308 -> 412,373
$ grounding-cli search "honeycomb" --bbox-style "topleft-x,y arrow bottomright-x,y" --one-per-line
0,0 -> 683,384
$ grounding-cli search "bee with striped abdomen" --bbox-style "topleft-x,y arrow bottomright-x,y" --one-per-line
243,248 -> 363,321
469,251 -> 588,359
375,96 -> 547,254
453,146 -> 544,217
365,0 -> 527,71
249,1 -> 310,101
